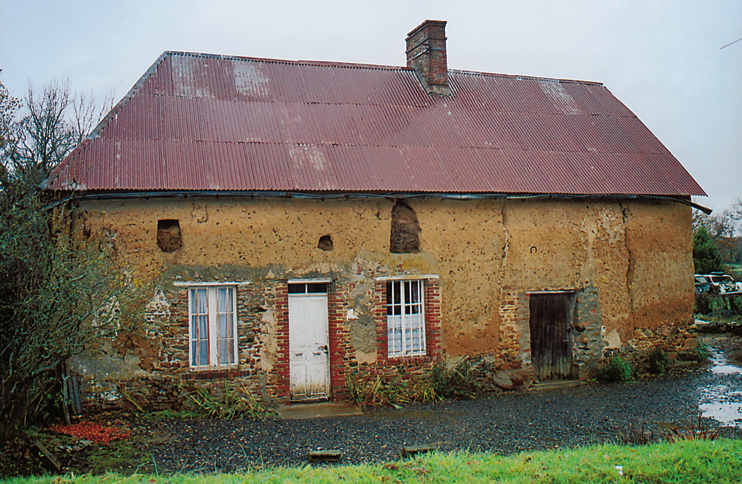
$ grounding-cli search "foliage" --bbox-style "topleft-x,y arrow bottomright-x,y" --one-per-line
0,74 -> 21,155
345,370 -> 440,408
0,81 -> 131,440
695,293 -> 742,319
696,339 -> 709,361
693,225 -> 724,274
141,408 -> 202,422
5,439 -> 742,482
347,359 -> 491,407
431,359 -> 487,400
183,383 -> 275,420
596,356 -> 633,383
48,422 -> 130,445
648,348 -> 669,375
693,202 -> 742,266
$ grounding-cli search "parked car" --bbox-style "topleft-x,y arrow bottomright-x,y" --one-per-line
704,273 -> 742,294
694,274 -> 710,294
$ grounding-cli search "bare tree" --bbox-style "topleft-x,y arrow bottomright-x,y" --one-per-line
692,208 -> 737,239
1,80 -> 115,194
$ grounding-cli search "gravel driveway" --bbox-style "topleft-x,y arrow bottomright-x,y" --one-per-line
135,335 -> 742,473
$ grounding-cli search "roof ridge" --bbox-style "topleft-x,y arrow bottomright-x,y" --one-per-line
162,51 -> 603,84
164,50 -> 404,71
449,68 -> 603,86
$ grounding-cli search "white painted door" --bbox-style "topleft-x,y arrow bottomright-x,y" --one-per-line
289,283 -> 330,401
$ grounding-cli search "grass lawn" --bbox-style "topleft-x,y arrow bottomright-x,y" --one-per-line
7,438 -> 742,483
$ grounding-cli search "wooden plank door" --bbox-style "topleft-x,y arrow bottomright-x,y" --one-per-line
289,283 -> 330,401
529,293 -> 573,381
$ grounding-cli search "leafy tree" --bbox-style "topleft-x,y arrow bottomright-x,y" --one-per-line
693,225 -> 723,274
0,79 -> 131,439
693,201 -> 742,266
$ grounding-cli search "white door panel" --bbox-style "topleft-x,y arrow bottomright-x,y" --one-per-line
289,291 -> 330,401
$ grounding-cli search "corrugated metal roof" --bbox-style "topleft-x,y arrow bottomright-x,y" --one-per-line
47,51 -> 706,197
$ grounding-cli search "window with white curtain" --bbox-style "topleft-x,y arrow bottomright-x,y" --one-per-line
189,286 -> 237,368
386,279 -> 426,357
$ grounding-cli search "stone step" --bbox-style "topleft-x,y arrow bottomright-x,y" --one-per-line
531,379 -> 586,391
275,401 -> 363,420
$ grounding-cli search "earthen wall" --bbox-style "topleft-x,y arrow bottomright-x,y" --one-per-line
69,196 -> 694,408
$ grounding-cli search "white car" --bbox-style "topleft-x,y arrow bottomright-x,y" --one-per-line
704,273 -> 742,294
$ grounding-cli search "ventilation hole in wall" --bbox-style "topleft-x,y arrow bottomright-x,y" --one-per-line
157,219 -> 182,252
390,200 -> 420,253
318,234 -> 334,251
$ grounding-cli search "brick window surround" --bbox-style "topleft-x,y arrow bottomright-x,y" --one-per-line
374,276 -> 442,362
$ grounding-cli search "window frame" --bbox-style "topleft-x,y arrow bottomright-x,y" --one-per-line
188,285 -> 239,369
386,279 -> 427,358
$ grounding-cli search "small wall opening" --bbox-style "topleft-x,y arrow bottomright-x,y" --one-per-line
157,219 -> 182,252
318,235 -> 333,251
390,201 -> 420,253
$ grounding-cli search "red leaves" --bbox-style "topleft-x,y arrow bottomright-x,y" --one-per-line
49,421 -> 130,444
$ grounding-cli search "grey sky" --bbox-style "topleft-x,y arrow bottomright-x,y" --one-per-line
2,0 -> 740,212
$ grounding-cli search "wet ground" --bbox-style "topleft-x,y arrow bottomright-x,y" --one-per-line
698,335 -> 742,428
128,333 -> 742,473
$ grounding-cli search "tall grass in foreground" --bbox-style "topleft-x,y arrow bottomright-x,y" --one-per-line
9,438 -> 742,483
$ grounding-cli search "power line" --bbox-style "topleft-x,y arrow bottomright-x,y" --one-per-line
720,37 -> 742,50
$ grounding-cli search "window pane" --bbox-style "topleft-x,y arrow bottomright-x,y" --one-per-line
387,281 -> 402,315
387,315 -> 402,355
199,340 -> 209,365
218,339 -> 233,364
288,284 -> 305,294
217,287 -> 235,365
191,289 -> 209,366
307,283 -> 328,293
197,289 -> 207,313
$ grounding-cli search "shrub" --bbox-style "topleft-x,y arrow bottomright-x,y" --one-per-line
431,359 -> 485,400
183,382 -> 274,419
648,348 -> 669,375
346,359 -> 491,407
597,356 -> 633,383
696,339 -> 709,361
345,370 -> 440,407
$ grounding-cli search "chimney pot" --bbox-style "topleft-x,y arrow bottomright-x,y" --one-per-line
406,20 -> 450,96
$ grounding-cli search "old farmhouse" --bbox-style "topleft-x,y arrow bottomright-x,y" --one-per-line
47,20 -> 706,409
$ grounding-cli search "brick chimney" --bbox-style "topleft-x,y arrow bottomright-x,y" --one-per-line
406,20 -> 450,96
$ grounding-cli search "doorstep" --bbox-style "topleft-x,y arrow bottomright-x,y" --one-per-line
530,380 -> 586,391
275,401 -> 363,420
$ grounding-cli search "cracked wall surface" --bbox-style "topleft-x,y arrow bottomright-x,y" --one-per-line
72,196 -> 694,406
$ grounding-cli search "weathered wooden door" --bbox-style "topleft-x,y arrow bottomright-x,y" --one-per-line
289,283 -> 330,401
529,293 -> 573,381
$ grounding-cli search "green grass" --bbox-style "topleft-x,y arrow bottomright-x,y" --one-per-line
6,438 -> 742,483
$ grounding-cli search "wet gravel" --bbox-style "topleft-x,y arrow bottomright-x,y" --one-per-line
134,339 -> 742,473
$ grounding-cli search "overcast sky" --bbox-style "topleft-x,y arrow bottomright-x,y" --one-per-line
2,0 -> 740,212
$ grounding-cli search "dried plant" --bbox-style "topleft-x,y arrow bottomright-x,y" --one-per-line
662,416 -> 720,443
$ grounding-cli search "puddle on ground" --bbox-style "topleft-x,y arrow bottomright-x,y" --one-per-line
698,345 -> 742,428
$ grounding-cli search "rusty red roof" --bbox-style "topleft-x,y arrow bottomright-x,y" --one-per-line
47,51 -> 706,197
